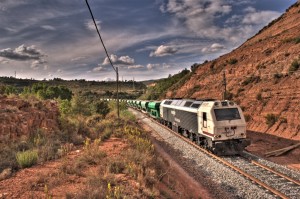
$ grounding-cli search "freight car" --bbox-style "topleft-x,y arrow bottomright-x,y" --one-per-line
127,98 -> 250,155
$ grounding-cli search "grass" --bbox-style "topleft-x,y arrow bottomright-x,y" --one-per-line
16,149 -> 38,168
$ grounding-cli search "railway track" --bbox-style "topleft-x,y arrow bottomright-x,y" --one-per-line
132,108 -> 300,199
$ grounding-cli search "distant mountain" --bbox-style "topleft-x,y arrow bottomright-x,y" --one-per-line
165,2 -> 300,140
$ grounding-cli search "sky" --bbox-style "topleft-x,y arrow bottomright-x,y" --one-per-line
0,0 -> 297,81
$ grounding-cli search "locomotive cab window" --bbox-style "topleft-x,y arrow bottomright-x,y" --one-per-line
214,108 -> 241,121
203,112 -> 207,128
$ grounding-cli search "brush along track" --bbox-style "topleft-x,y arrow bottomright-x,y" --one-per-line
131,108 -> 300,199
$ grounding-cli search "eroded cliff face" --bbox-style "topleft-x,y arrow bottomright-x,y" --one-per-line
167,3 -> 300,140
0,95 -> 59,140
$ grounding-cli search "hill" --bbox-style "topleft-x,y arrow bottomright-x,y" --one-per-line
0,77 -> 146,99
164,2 -> 300,140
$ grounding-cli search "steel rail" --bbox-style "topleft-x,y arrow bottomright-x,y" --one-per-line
250,159 -> 300,186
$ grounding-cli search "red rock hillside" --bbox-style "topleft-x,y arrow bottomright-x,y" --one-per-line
0,95 -> 59,140
167,2 -> 300,141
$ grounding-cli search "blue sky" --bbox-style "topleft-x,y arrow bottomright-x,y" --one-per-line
0,0 -> 297,81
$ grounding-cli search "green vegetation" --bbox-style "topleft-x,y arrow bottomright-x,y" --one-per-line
256,92 -> 262,101
242,75 -> 261,86
283,37 -> 300,44
289,59 -> 299,74
265,114 -> 278,128
140,68 -> 190,100
228,58 -> 238,65
16,150 -> 38,168
22,83 -> 73,100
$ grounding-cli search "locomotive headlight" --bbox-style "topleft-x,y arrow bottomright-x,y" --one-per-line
229,101 -> 234,106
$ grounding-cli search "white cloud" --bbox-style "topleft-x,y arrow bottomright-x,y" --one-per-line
242,10 -> 280,25
128,65 -> 144,69
57,69 -> 62,73
147,63 -> 160,70
103,77 -> 114,82
71,56 -> 87,62
0,57 -> 9,64
31,59 -> 47,69
146,63 -> 171,70
41,25 -> 56,31
202,43 -> 225,53
103,54 -> 135,66
150,45 -> 177,57
93,66 -> 104,72
85,19 -> 101,31
0,44 -> 45,61
160,0 -> 233,39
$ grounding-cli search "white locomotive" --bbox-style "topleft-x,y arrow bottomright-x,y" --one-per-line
160,99 -> 250,155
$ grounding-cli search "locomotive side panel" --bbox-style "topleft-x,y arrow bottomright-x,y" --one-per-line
173,109 -> 198,133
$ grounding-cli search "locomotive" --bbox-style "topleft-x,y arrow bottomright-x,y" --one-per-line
127,98 -> 250,155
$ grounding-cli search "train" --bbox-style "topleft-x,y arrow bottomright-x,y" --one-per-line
117,98 -> 250,155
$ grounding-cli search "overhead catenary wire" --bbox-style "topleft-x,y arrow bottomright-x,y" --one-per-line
84,0 -> 120,119
84,0 -> 116,72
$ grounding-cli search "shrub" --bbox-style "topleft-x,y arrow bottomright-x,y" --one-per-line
242,75 -> 261,86
228,58 -> 238,65
256,93 -> 262,101
265,114 -> 278,128
273,73 -> 283,79
289,60 -> 299,74
244,114 -> 251,122
16,150 -> 38,168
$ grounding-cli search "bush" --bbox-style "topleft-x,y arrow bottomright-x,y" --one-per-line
16,150 -> 38,168
244,114 -> 251,122
242,75 -> 261,86
228,58 -> 238,65
265,114 -> 278,128
256,93 -> 262,101
289,60 -> 299,74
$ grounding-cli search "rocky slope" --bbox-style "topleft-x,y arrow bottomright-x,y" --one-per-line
167,2 -> 300,140
0,95 -> 59,140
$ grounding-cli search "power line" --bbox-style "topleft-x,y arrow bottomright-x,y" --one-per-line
85,0 -> 116,72
85,0 -> 120,119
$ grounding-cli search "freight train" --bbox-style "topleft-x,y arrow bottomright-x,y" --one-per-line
126,98 -> 250,155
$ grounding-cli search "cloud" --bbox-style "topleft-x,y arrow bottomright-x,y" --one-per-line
0,57 -> 9,64
31,59 -> 47,69
103,77 -> 114,82
0,44 -> 45,61
160,0 -> 233,39
147,63 -> 160,70
150,45 -> 177,57
41,25 -> 56,31
202,43 -> 225,53
128,65 -> 144,69
85,19 -> 101,31
93,66 -> 104,72
147,63 -> 171,70
71,56 -> 87,62
57,69 -> 62,73
103,54 -> 135,66
242,9 -> 280,25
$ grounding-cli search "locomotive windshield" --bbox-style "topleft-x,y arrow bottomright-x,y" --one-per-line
214,108 -> 241,121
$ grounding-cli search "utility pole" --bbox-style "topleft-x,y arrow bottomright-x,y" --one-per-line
117,67 -> 119,119
223,70 -> 227,100
133,77 -> 135,90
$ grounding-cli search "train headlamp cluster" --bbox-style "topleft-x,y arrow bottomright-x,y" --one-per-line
214,101 -> 235,107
